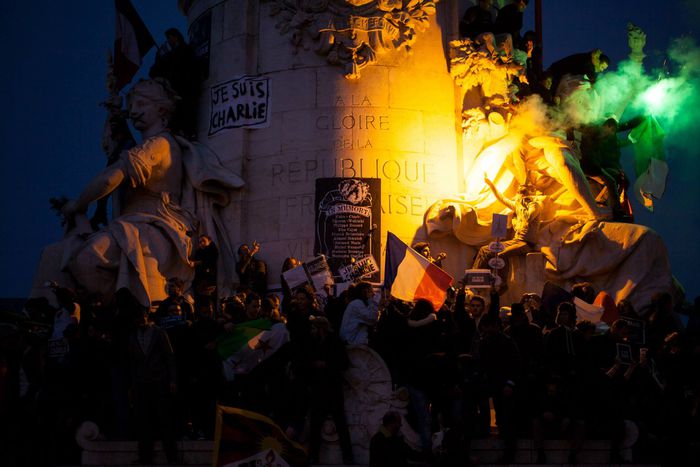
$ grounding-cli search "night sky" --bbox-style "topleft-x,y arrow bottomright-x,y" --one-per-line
1,1 -> 698,301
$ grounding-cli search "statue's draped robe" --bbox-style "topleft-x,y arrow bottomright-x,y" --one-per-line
425,132 -> 679,311
34,133 -> 243,307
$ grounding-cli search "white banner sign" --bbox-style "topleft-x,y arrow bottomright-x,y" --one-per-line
338,255 -> 379,282
209,76 -> 270,135
282,255 -> 334,292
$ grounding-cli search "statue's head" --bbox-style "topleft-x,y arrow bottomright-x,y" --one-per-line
126,78 -> 178,130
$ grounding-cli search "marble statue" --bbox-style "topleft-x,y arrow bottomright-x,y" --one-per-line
426,32 -> 680,311
34,79 -> 244,307
627,22 -> 647,64
319,345 -> 420,464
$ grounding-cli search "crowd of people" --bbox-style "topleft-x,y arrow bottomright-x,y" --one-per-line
459,0 -> 645,222
0,5 -> 693,466
1,235 -> 699,466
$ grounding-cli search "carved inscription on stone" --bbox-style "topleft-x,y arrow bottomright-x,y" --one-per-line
267,0 -> 439,79
271,158 -> 436,186
275,91 -> 437,217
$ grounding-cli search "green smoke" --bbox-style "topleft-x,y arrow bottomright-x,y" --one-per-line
592,37 -> 700,156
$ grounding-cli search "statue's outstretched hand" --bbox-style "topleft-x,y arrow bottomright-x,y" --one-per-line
61,200 -> 84,219
60,200 -> 81,231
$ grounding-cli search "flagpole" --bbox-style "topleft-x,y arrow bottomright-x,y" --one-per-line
535,0 -> 543,74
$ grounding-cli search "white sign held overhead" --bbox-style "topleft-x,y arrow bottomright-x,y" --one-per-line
282,264 -> 310,290
338,255 -> 379,282
282,255 -> 334,292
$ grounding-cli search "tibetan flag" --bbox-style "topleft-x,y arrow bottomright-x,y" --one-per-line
384,232 -> 453,311
114,0 -> 156,91
213,405 -> 307,467
216,318 -> 289,381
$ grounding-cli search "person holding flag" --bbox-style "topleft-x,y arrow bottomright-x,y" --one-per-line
384,232 -> 454,312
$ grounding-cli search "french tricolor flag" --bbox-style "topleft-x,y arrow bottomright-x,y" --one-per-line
384,232 -> 454,311
114,0 -> 155,91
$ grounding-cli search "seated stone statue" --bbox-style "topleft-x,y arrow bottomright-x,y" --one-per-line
472,177 -> 543,274
425,35 -> 680,312
35,79 -> 243,307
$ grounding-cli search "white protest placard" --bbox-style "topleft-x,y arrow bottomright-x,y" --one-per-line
573,297 -> 604,323
338,255 -> 379,282
282,264 -> 311,290
282,256 -> 334,293
491,213 -> 508,238
463,269 -> 493,288
209,76 -> 270,135
305,255 -> 334,291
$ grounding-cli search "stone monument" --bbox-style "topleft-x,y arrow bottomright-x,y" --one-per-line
33,1 -> 680,312
180,0 -> 461,286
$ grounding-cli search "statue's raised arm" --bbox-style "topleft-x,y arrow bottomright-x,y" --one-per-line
33,79 -> 248,307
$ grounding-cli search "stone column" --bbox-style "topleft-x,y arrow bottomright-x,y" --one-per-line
183,0 -> 461,284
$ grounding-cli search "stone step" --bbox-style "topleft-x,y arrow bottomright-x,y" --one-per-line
71,436 -> 660,466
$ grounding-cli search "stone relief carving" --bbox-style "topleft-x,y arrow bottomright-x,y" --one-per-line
425,25 -> 678,312
450,36 -> 526,115
320,345 -> 420,464
268,0 -> 438,79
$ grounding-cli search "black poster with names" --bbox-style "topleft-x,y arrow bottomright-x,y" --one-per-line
315,178 -> 381,282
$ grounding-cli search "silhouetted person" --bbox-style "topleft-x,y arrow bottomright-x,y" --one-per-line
149,28 -> 199,138
460,0 -> 495,39
494,0 -> 529,46
127,308 -> 178,464
236,241 -> 268,297
547,49 -> 609,97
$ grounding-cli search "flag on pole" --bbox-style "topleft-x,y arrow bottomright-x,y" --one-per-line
213,405 -> 307,467
629,115 -> 668,211
216,318 -> 290,381
384,232 -> 453,311
114,0 -> 156,91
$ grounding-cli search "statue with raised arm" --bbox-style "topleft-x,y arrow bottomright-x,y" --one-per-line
472,177 -> 543,280
36,78 -> 244,307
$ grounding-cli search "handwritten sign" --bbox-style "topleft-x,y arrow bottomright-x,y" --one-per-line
305,255 -> 334,291
338,255 -> 379,282
282,255 -> 334,293
209,76 -> 270,135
